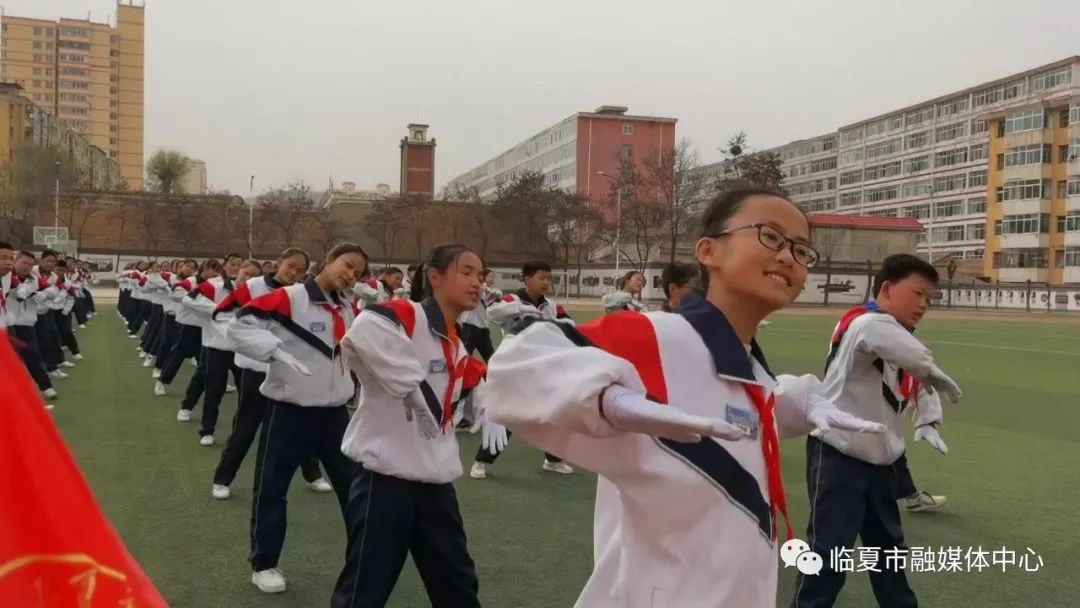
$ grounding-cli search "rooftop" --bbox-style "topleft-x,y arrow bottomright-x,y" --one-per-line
809,213 -> 923,231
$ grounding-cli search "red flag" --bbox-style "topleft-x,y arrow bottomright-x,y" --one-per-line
0,331 -> 168,607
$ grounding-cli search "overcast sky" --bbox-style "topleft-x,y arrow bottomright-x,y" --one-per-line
6,0 -> 1079,194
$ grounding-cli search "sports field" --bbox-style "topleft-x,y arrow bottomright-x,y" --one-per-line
51,305 -> 1078,607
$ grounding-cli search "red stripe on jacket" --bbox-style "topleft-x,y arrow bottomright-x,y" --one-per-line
576,311 -> 668,404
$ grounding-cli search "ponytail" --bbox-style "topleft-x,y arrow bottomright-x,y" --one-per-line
409,263 -> 426,302
410,243 -> 475,302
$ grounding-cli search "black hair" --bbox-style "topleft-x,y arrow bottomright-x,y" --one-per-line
383,266 -> 403,276
197,259 -> 222,283
56,260 -> 68,269
872,253 -> 939,298
0,241 -> 13,250
316,242 -> 368,278
697,186 -> 799,291
522,260 -> 552,279
40,249 -> 59,260
481,267 -> 494,280
224,252 -> 243,262
279,247 -> 310,267
410,244 -> 476,302
17,250 -> 34,260
661,262 -> 697,299
181,258 -> 198,267
407,264 -> 419,272
617,270 -> 643,291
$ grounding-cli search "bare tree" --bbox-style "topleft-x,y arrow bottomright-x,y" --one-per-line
136,199 -> 166,256
492,171 -> 558,259
209,198 -> 244,256
312,206 -> 347,257
257,181 -> 316,248
401,195 -> 431,260
642,139 -> 709,263
364,199 -> 404,260
446,183 -> 495,261
63,190 -> 107,245
113,197 -> 137,252
716,132 -> 786,196
547,190 -> 597,295
164,194 -> 204,255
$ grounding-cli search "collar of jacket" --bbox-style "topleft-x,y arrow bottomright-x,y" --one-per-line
304,277 -> 342,307
421,296 -> 463,341
678,291 -> 773,383
264,274 -> 282,290
514,287 -> 546,308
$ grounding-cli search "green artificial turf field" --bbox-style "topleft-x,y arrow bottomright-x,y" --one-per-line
47,305 -> 1078,607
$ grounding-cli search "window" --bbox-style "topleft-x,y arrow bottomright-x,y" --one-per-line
59,26 -> 90,37
1030,68 -> 1071,92
996,214 -> 1050,235
110,86 -> 118,95
905,204 -> 931,219
33,27 -> 43,36
620,144 -> 633,160
902,180 -> 932,198
1057,247 -> 1080,267
1065,138 -> 1080,162
994,248 -> 1048,269
866,208 -> 899,218
905,106 -> 933,127
1063,177 -> 1080,198
937,96 -> 969,118
904,131 -> 929,150
60,67 -> 88,76
967,197 -> 987,214
32,94 -> 42,102
111,35 -> 118,44
810,157 -> 836,173
865,137 -> 901,160
802,197 -> 835,213
864,161 -> 901,181
997,179 -> 1049,202
1003,144 -> 1052,167
930,225 -> 967,243
966,223 -> 986,240
58,93 -> 88,102
821,136 -> 837,152
110,49 -> 120,57
866,119 -> 889,137
839,148 -> 863,166
839,191 -> 862,207
60,106 -> 89,116
839,170 -> 862,186
33,41 -> 42,49
865,184 -> 899,203
59,54 -> 88,64
903,155 -> 930,174
934,199 -> 965,218
971,119 -> 988,135
1004,109 -> 1048,134
935,147 -> 968,168
43,94 -> 53,103
59,79 -> 89,90
110,112 -> 118,120
969,143 -> 989,162
840,127 -> 864,146
58,40 -> 90,51
1071,104 -> 1080,126
933,173 -> 967,193
1002,80 -> 1024,100
935,121 -> 967,142
968,169 -> 988,188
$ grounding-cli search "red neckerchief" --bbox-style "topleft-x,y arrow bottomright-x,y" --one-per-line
318,303 -> 346,341
436,324 -> 463,433
743,383 -> 793,542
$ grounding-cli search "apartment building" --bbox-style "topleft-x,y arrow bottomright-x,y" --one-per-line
0,1 -> 145,189
759,57 -> 1079,285
444,106 -> 676,203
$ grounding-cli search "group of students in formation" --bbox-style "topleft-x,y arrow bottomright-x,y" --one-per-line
2,184 -> 967,607
0,244 -> 98,409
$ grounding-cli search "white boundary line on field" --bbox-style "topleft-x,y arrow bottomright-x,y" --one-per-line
765,328 -> 1080,357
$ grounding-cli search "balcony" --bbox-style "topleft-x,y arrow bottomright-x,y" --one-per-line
1000,197 -> 1051,215
1067,196 -> 1080,212
998,233 -> 1049,249
998,268 -> 1048,283
1066,231 -> 1080,247
1002,163 -> 1052,182
1063,267 -> 1080,284
1003,130 -> 1053,147
1068,159 -> 1080,175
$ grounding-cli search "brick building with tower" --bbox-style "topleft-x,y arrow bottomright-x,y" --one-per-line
400,123 -> 435,198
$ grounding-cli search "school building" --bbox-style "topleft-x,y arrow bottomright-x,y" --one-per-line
443,105 -> 677,203
739,56 -> 1080,286
0,1 -> 145,189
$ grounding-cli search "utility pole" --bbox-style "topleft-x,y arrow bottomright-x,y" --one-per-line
248,175 -> 255,258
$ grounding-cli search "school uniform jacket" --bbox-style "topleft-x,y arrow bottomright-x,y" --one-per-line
171,276 -> 202,327
225,279 -> 357,407
816,303 -> 943,466
127,270 -> 148,301
352,278 -> 390,308
151,272 -> 177,315
183,276 -> 235,350
4,274 -> 40,327
487,288 -> 573,335
213,275 -> 285,372
478,292 -> 827,608
460,285 -> 502,329
601,290 -> 648,314
341,297 -> 486,484
0,273 -> 10,328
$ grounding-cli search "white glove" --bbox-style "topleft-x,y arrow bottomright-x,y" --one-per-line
272,349 -> 311,376
403,388 -> 439,439
921,365 -> 962,404
914,424 -> 948,454
481,419 -> 509,456
601,385 -> 746,443
806,396 -> 887,434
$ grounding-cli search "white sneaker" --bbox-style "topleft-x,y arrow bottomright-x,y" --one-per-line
308,477 -> 333,493
128,334 -> 138,339
542,460 -> 574,475
211,484 -> 231,500
43,388 -> 58,399
152,368 -> 162,379
49,370 -> 69,379
177,409 -> 191,422
902,491 -> 947,512
225,384 -> 237,394
251,568 -> 286,594
199,435 -> 215,447
470,462 -> 487,479
59,361 -> 75,369
189,358 -> 198,367
142,358 -> 153,368
73,353 -> 84,360
154,381 -> 167,396
78,324 -> 87,329
44,404 -> 55,411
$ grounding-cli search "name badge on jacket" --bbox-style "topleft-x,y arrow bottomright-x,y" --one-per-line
310,321 -> 326,333
429,359 -> 447,374
725,405 -> 758,440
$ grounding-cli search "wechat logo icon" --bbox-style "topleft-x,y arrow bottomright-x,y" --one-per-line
781,538 -> 823,576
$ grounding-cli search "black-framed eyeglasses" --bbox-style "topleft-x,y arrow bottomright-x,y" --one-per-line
710,223 -> 820,268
